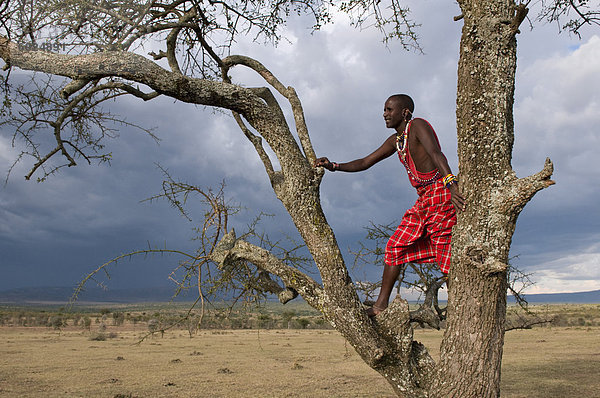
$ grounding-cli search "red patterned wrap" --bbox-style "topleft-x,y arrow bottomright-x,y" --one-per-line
384,179 -> 457,274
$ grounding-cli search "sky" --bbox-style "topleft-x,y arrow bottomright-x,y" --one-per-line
0,1 -> 599,297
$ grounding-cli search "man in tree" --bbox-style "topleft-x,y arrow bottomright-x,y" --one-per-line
315,94 -> 465,316
0,0 -> 567,391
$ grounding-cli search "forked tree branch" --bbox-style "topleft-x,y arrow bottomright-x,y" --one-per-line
165,8 -> 198,74
231,112 -> 277,181
498,157 -> 555,216
222,55 -> 318,165
0,35 -> 266,115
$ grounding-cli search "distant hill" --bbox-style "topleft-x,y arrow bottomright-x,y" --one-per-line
0,286 -> 598,305
0,286 -> 197,304
507,289 -> 600,304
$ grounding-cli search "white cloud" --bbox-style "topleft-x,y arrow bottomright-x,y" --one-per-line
526,272 -> 600,294
521,240 -> 600,294
514,35 -> 600,182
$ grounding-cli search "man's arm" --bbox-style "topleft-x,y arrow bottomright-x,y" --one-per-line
314,133 -> 397,172
412,120 -> 466,212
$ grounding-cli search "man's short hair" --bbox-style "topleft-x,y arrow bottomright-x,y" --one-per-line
388,94 -> 414,113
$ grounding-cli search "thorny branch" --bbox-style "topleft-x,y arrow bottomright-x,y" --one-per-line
0,75 -> 158,181
71,170 -> 315,320
339,0 -> 421,51
0,0 -> 422,182
504,309 -> 555,331
538,0 -> 600,37
210,229 -> 324,307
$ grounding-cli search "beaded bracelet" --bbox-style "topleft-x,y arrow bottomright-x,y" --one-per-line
442,173 -> 457,187
331,162 -> 340,172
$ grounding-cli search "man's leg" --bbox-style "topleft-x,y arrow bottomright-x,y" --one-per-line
376,202 -> 423,317
367,264 -> 402,317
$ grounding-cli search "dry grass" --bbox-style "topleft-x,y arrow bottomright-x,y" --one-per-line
0,324 -> 598,397
414,326 -> 600,398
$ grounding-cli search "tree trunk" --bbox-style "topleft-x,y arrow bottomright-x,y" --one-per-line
430,2 -> 553,397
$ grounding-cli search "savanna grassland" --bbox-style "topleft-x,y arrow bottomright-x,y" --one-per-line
0,303 -> 599,397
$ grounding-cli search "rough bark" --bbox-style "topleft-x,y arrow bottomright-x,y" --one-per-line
430,2 -> 554,397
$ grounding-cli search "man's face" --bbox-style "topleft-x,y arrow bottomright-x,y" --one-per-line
383,98 -> 406,130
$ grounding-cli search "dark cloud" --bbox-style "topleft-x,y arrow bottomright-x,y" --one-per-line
1,4 -> 598,293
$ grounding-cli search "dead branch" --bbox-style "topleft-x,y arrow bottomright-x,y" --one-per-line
498,157 -> 554,217
210,229 -> 324,307
510,3 -> 529,35
21,79 -> 158,180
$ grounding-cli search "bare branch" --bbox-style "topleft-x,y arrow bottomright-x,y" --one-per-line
1,74 -> 160,181
223,55 -> 290,97
60,78 -> 91,99
510,3 -> 529,35
33,80 -> 157,179
231,111 -> 276,180
223,55 -> 318,165
505,305 -> 555,332
287,85 -> 318,165
210,229 -> 324,307
537,0 -> 600,37
69,248 -> 198,308
498,157 -> 555,217
338,0 -> 421,51
24,146 -> 62,180
163,8 -> 199,74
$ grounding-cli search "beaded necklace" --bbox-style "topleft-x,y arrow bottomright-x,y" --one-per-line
396,119 -> 441,186
395,121 -> 409,161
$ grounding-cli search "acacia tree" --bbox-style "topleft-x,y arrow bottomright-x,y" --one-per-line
0,0 -> 595,396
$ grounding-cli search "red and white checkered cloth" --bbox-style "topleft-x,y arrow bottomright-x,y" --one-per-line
384,179 -> 457,274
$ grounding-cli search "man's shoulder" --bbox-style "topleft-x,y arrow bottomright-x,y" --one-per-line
410,118 -> 436,135
411,118 -> 432,127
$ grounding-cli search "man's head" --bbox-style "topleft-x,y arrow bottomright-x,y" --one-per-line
384,94 -> 414,130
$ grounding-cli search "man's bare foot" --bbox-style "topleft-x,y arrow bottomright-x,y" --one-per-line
442,274 -> 450,289
366,304 -> 386,318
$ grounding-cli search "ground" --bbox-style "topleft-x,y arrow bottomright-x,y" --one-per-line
0,320 -> 599,397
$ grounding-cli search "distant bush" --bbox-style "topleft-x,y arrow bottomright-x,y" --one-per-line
89,332 -> 107,341
112,312 -> 125,326
296,318 -> 310,329
89,331 -> 118,341
48,316 -> 64,330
